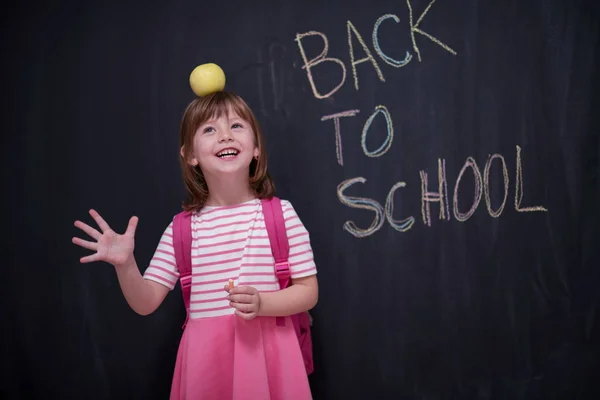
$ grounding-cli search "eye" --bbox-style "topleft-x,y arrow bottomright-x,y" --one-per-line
232,123 -> 243,129
203,126 -> 215,134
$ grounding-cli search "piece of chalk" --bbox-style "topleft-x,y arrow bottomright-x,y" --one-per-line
228,279 -> 234,289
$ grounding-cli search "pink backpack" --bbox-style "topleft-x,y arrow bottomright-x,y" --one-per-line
172,197 -> 314,375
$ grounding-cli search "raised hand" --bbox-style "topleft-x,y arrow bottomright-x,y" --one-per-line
72,209 -> 138,268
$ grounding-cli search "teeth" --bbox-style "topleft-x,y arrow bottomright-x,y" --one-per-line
217,149 -> 239,157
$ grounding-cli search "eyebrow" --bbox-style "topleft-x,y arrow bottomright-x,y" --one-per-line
199,119 -> 215,127
199,114 -> 247,129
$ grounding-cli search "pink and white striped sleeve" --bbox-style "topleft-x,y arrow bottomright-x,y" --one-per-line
281,200 -> 317,279
142,222 -> 180,290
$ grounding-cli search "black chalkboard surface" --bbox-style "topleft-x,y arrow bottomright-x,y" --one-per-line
2,0 -> 599,398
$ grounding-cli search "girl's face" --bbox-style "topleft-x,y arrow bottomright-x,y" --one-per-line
188,109 -> 259,177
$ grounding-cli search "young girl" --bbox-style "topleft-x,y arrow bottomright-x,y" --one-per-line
72,91 -> 318,399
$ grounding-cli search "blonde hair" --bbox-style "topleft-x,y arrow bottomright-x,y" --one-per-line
179,91 -> 275,212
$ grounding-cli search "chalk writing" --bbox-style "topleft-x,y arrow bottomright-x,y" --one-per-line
254,44 -> 288,116
373,14 -> 412,68
453,157 -> 483,222
407,0 -> 457,62
295,0 -> 457,99
255,48 -> 268,116
386,181 -> 415,232
334,146 -> 547,237
419,158 -> 450,226
347,21 -> 386,90
294,4 -> 547,238
361,105 -> 394,158
338,177 -> 418,238
321,110 -> 360,166
337,177 -> 385,237
515,145 -> 548,212
294,31 -> 347,99
484,154 -> 509,217
269,43 -> 287,111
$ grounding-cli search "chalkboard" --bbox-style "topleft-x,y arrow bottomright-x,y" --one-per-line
2,0 -> 599,399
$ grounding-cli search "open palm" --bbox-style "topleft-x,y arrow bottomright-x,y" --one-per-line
72,209 -> 138,267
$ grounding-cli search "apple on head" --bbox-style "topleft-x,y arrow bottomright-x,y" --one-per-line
189,63 -> 226,96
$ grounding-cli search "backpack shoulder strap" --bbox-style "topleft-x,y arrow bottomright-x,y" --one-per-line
261,197 -> 290,289
262,197 -> 291,328
172,211 -> 192,328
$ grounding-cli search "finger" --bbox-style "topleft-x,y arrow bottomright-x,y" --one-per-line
230,302 -> 255,313
72,237 -> 98,251
89,209 -> 111,232
229,286 -> 256,295
125,216 -> 138,236
234,310 -> 256,320
80,253 -> 100,263
228,294 -> 255,304
74,220 -> 101,240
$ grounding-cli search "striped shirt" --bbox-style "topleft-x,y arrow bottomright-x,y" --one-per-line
143,198 -> 317,319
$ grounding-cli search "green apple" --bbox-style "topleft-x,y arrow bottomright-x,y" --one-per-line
189,63 -> 226,96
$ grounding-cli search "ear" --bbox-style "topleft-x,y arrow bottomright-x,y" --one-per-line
180,145 -> 198,166
253,147 -> 260,159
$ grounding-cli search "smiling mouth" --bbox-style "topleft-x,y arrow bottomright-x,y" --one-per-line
216,148 -> 240,159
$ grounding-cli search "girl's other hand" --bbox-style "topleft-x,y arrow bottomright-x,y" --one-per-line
225,284 -> 260,320
72,209 -> 138,268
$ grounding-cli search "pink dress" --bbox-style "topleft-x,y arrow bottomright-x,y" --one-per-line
142,199 -> 317,399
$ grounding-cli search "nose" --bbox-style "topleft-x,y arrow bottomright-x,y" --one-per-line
217,128 -> 233,143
